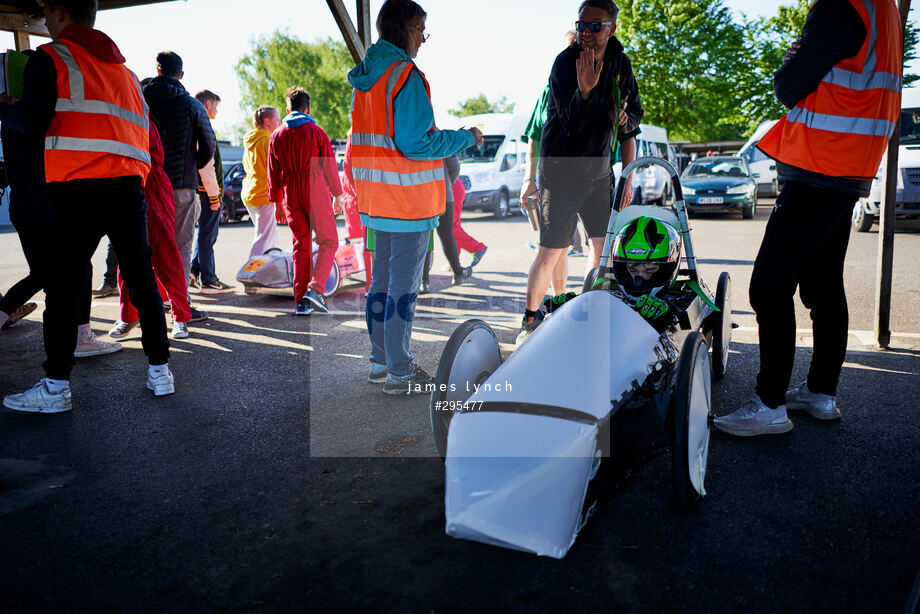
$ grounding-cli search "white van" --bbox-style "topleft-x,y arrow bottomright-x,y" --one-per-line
613,123 -> 674,205
738,119 -> 780,197
453,113 -> 528,219
852,87 -> 920,231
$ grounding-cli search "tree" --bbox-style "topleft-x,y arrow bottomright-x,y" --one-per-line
235,30 -> 353,139
616,0 -> 751,142
448,93 -> 515,117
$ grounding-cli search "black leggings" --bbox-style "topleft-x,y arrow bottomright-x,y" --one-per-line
422,198 -> 463,283
749,181 -> 856,407
0,216 -> 92,324
44,177 -> 168,379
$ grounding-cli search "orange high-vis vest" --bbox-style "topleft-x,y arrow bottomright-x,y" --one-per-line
40,40 -> 151,184
758,0 -> 903,179
350,60 -> 446,221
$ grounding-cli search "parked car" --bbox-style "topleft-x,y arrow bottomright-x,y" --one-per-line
221,162 -> 249,224
681,156 -> 757,219
453,113 -> 528,219
852,87 -> 920,232
739,120 -> 781,198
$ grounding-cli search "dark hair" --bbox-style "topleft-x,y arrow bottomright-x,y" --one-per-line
156,51 -> 183,78
578,0 -> 618,21
43,0 -> 97,27
286,87 -> 311,113
195,89 -> 221,105
253,106 -> 278,128
376,0 -> 426,53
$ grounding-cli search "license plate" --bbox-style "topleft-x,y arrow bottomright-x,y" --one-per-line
698,196 -> 723,204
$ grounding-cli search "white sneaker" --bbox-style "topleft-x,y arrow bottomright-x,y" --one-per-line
171,321 -> 189,339
75,329 -> 123,357
146,367 -> 175,396
786,381 -> 841,421
714,395 -> 793,437
3,380 -> 73,413
109,319 -> 139,340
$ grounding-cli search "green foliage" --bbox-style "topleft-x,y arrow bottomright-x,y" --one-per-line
234,31 -> 353,139
448,93 -> 515,117
616,0 -> 751,142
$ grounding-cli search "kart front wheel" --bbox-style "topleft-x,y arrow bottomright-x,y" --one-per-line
671,331 -> 712,510
711,272 -> 732,380
430,320 -> 503,458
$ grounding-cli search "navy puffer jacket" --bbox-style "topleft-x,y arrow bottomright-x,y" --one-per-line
143,76 -> 216,190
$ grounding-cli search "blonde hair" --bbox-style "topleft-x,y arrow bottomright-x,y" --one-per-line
253,105 -> 278,128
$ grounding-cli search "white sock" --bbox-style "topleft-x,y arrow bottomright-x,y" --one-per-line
43,377 -> 70,393
149,363 -> 171,377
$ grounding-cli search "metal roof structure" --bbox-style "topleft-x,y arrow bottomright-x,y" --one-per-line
0,0 -> 179,49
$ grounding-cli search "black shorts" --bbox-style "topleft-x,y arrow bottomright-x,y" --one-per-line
538,169 -> 611,249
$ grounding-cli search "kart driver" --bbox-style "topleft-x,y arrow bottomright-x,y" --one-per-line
542,216 -> 689,333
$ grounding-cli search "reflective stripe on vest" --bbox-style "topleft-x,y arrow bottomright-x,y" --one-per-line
352,165 -> 445,187
757,0 -> 902,179
819,0 -> 902,93
351,132 -> 398,150
42,40 -> 152,178
786,106 -> 895,137
45,135 -> 151,165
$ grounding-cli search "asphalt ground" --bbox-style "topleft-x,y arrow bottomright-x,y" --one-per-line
0,200 -> 918,612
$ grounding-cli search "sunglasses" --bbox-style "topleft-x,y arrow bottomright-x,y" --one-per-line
575,20 -> 613,33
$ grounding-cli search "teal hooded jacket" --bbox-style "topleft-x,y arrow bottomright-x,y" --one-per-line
348,38 -> 474,232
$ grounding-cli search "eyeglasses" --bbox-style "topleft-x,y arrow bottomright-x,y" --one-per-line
575,20 -> 613,33
411,24 -> 430,42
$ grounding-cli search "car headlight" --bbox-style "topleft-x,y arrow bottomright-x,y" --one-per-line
682,186 -> 695,196
727,184 -> 752,194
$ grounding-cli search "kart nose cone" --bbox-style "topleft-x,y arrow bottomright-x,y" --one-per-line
445,411 -> 599,559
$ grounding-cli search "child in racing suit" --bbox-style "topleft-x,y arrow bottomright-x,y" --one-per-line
542,215 -> 690,333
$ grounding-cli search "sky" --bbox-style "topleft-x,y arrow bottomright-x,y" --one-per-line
2,0 -> 916,142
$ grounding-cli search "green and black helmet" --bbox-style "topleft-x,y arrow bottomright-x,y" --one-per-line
610,216 -> 682,297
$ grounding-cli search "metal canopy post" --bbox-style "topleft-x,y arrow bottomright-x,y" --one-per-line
874,0 -> 912,349
356,0 -> 371,52
326,0 -> 370,64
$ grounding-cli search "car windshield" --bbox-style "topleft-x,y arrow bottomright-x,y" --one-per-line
899,108 -> 920,145
683,159 -> 748,178
458,136 -> 505,163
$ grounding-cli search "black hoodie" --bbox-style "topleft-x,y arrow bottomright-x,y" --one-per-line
143,75 -> 216,190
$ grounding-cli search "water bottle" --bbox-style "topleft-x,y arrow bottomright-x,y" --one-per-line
524,194 -> 540,231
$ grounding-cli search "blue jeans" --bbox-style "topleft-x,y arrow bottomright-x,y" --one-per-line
366,230 -> 429,377
191,192 -> 220,283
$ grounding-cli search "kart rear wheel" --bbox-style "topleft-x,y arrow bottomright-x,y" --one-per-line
312,252 -> 340,297
582,267 -> 599,293
671,331 -> 712,510
430,320 -> 502,458
711,272 -> 732,380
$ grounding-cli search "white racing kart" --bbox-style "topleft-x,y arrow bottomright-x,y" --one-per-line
430,157 -> 733,559
235,238 -> 368,297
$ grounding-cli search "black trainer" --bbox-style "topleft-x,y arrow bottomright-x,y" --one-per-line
383,366 -> 434,396
303,288 -> 329,313
188,307 -> 208,323
514,310 -> 544,346
452,266 -> 473,286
